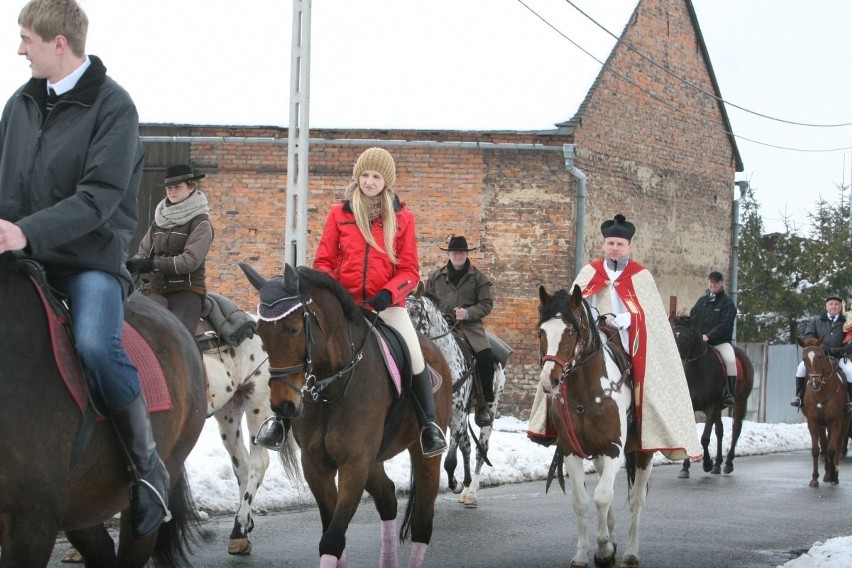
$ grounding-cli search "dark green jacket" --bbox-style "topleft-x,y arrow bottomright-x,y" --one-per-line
426,261 -> 494,352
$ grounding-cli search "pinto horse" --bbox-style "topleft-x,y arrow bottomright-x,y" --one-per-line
406,287 -> 507,508
0,253 -> 206,567
538,285 -> 653,568
240,263 -> 452,568
671,315 -> 754,477
798,337 -> 851,487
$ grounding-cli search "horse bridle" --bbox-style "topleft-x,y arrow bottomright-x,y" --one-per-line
802,346 -> 842,394
674,325 -> 708,363
266,282 -> 378,403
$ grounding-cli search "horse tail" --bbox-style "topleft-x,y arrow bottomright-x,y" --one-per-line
399,468 -> 416,542
277,421 -> 305,486
152,468 -> 207,568
625,450 -> 636,488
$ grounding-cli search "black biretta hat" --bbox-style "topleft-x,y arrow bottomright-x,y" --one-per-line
600,214 -> 636,241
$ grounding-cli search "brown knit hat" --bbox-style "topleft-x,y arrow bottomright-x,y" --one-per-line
352,147 -> 396,189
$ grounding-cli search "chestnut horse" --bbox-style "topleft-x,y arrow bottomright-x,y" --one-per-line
538,285 -> 653,568
240,263 -> 452,568
0,253 -> 207,567
798,337 -> 851,487
671,315 -> 754,477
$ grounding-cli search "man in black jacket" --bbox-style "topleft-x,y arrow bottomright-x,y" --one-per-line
0,0 -> 168,539
791,295 -> 852,415
689,271 -> 737,407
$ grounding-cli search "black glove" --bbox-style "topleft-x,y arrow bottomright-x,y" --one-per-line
367,290 -> 392,312
126,258 -> 154,273
828,346 -> 849,358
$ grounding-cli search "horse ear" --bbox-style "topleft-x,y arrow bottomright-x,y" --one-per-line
414,280 -> 425,298
539,285 -> 551,306
239,263 -> 267,292
283,264 -> 298,292
569,284 -> 584,306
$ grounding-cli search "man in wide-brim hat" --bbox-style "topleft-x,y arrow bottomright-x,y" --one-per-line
428,235 -> 496,427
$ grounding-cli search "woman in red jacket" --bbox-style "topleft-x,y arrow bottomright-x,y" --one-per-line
257,147 -> 446,457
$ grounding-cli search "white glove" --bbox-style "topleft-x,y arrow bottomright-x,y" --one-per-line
540,374 -> 556,394
612,312 -> 631,330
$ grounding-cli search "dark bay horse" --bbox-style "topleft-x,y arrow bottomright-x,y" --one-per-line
798,337 -> 851,487
538,285 -> 654,568
0,253 -> 207,567
240,263 -> 452,568
406,287 -> 508,508
671,315 -> 754,477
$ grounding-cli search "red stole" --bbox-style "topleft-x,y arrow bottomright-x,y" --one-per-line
580,259 -> 649,411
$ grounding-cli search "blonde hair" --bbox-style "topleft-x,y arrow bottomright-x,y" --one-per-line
348,182 -> 399,264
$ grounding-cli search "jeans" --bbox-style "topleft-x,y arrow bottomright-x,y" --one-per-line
53,270 -> 141,409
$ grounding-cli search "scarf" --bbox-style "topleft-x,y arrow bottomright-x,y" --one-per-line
154,190 -> 209,229
447,259 -> 470,286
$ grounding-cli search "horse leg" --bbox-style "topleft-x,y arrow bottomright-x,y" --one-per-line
0,513 -> 60,568
621,452 -> 654,568
364,463 -> 399,568
564,454 -> 591,567
465,424 -> 493,508
590,456 -> 619,567
65,524 -> 116,567
723,414 -> 744,474
317,460 -> 372,565
457,427 -> 473,506
808,423 -> 821,487
711,417 -> 724,474
699,419 -> 713,473
443,418 -> 463,495
403,447 -> 444,568
678,457 -> 690,479
115,511 -> 158,568
215,405 -> 257,555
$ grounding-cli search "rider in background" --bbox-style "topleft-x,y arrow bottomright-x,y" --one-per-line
256,147 -> 447,458
427,235 -> 496,427
689,271 -> 737,407
127,164 -> 213,335
791,294 -> 852,415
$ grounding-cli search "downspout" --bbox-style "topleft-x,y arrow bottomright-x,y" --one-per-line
563,144 -> 587,276
730,180 -> 749,344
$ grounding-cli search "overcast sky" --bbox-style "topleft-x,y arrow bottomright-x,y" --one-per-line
2,0 -> 850,234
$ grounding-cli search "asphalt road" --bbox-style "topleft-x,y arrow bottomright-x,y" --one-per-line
49,450 -> 852,568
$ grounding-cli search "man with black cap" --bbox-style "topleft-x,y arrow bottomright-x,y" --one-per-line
527,214 -> 701,462
427,235 -> 496,427
791,295 -> 852,414
689,271 -> 737,407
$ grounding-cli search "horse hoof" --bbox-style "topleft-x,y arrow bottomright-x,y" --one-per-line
228,537 -> 252,555
463,495 -> 479,508
809,480 -> 819,488
677,470 -> 689,479
61,547 -> 83,563
594,553 -> 616,568
711,466 -> 721,475
723,464 -> 733,475
702,463 -> 712,473
620,554 -> 639,568
570,562 -> 589,568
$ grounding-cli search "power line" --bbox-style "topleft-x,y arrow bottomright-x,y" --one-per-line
514,0 -> 852,153
563,0 -> 852,129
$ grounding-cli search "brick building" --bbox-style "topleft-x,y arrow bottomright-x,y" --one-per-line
136,0 -> 742,417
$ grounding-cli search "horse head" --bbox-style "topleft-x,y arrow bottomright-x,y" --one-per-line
537,284 -> 598,386
241,262 -> 314,418
797,336 -> 833,381
671,314 -> 701,360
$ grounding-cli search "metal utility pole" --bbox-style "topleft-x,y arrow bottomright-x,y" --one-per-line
731,180 -> 749,343
284,0 -> 312,267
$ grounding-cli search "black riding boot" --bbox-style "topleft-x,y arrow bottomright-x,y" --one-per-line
474,349 -> 495,427
791,376 -> 806,407
720,375 -> 736,407
110,394 -> 171,539
410,369 -> 447,458
255,416 -> 285,450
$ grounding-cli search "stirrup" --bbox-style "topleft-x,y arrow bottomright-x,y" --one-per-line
790,397 -> 802,408
136,478 -> 172,523
254,416 -> 285,451
419,422 -> 447,458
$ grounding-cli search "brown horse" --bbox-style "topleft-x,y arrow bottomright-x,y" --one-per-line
798,337 -> 851,488
538,285 -> 654,568
240,263 -> 452,568
0,253 -> 207,567
671,315 -> 754,477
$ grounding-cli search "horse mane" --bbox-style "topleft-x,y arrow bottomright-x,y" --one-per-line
539,288 -> 572,325
293,266 -> 360,322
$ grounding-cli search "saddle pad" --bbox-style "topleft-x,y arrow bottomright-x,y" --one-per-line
369,326 -> 402,395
